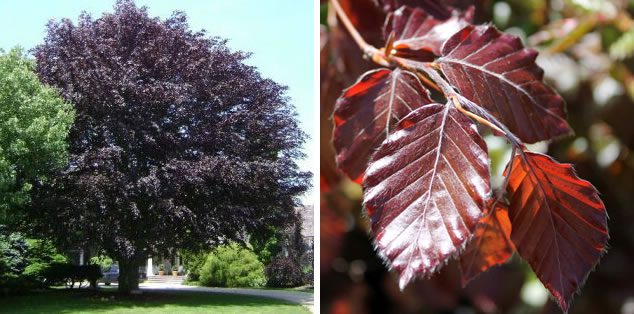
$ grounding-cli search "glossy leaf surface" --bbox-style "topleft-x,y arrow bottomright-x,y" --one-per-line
364,103 -> 490,289
439,25 -> 572,143
505,152 -> 608,312
459,202 -> 514,286
333,68 -> 432,182
385,6 -> 472,57
379,0 -> 452,18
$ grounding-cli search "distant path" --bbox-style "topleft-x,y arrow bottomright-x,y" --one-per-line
139,282 -> 314,313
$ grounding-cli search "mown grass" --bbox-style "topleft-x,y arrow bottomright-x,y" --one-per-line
0,288 -> 310,313
255,286 -> 314,293
184,280 -> 314,293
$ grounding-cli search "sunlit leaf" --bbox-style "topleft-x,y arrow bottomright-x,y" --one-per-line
333,68 -> 432,182
505,152 -> 608,312
439,25 -> 572,143
364,103 -> 490,289
385,5 -> 472,57
459,202 -> 514,286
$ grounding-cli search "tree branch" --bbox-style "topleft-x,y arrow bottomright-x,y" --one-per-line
450,96 -> 505,136
330,0 -> 381,60
329,0 -> 525,153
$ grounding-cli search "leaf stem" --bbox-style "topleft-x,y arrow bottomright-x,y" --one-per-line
330,0 -> 380,59
414,72 -> 442,94
388,56 -> 440,94
453,97 -> 521,204
454,95 -> 525,149
393,57 -> 526,150
329,1 -> 443,93
391,58 -> 452,95
329,0 -> 526,152
450,96 -> 505,134
498,146 -> 517,200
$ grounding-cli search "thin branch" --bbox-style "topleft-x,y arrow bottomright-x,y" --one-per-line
397,58 -> 456,96
329,2 -> 441,92
497,145 -> 517,201
329,0 -> 525,153
389,57 -> 450,95
415,72 -> 442,94
505,146 -> 518,185
454,95 -> 525,149
330,0 -> 380,59
451,96 -> 521,204
384,31 -> 396,58
450,96 -> 506,136
392,58 -> 526,150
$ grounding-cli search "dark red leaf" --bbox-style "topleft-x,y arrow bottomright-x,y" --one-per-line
378,0 -> 472,21
439,25 -> 572,143
505,152 -> 608,312
384,6 -> 472,57
363,103 -> 490,289
333,68 -> 432,182
459,202 -> 514,286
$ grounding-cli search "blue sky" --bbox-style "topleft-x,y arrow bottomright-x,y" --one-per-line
0,0 -> 315,203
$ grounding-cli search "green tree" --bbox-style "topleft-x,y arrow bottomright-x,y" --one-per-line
180,250 -> 207,282
21,238 -> 68,284
199,243 -> 266,288
0,227 -> 28,282
0,226 -> 68,290
249,226 -> 284,265
0,48 -> 74,223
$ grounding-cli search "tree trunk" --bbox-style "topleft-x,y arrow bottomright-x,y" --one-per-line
118,257 -> 140,293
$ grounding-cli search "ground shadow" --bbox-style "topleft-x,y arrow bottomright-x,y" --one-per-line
0,288 -> 308,313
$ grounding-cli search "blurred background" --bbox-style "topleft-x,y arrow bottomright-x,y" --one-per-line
320,0 -> 634,313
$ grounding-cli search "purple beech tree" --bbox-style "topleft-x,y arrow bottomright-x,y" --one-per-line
27,0 -> 309,292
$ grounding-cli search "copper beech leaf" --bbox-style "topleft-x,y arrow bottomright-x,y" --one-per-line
459,202 -> 515,286
505,152 -> 608,312
385,5 -> 472,57
333,68 -> 432,182
363,103 -> 490,289
379,0 -> 456,19
439,25 -> 572,143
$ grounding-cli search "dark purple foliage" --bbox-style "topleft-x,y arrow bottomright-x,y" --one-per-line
265,255 -> 305,288
28,0 -> 309,292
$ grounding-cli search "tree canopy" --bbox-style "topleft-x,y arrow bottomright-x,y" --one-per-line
0,49 -> 74,224
28,0 -> 310,292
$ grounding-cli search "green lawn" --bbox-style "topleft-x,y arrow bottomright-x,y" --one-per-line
287,286 -> 313,294
0,289 -> 310,313
183,281 -> 314,293
254,286 -> 314,293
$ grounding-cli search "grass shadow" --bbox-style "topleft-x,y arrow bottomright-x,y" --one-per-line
0,288 -> 309,313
